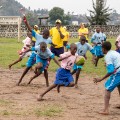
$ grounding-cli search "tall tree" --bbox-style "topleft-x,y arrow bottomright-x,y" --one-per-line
49,7 -> 71,25
87,0 -> 112,25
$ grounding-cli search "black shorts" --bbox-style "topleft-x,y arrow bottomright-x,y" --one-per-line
50,46 -> 64,57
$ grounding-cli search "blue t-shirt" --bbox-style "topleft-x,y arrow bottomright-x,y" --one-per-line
91,32 -> 103,45
75,42 -> 94,56
31,45 -> 54,59
66,42 -> 94,56
105,50 -> 120,73
32,30 -> 52,46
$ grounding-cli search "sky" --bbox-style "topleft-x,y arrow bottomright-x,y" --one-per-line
16,0 -> 120,15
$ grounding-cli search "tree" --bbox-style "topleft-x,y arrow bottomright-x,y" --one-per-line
25,12 -> 39,26
87,0 -> 112,25
49,7 -> 71,25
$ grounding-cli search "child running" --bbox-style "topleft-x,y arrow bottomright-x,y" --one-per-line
8,32 -> 32,69
67,36 -> 95,88
91,27 -> 104,67
94,41 -> 120,115
21,42 -> 60,85
17,16 -> 54,86
24,16 -> 56,86
72,36 -> 95,88
37,43 -> 78,101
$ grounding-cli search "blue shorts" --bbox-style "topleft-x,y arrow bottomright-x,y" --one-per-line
36,55 -> 48,72
26,52 -> 36,67
54,68 -> 74,86
73,64 -> 83,70
105,72 -> 120,92
94,45 -> 104,57
51,46 -> 64,57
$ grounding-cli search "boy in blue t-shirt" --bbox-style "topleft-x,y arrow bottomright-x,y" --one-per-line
91,27 -> 104,67
72,36 -> 95,88
94,41 -> 120,115
66,36 -> 95,88
18,42 -> 60,85
17,16 -> 55,86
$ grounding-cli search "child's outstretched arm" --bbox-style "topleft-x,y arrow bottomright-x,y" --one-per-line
93,64 -> 115,83
94,73 -> 112,83
23,16 -> 32,32
22,48 -> 31,53
53,58 -> 61,67
87,43 -> 95,55
23,46 -> 36,53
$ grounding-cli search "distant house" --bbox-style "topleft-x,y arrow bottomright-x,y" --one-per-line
72,21 -> 78,25
38,15 -> 49,26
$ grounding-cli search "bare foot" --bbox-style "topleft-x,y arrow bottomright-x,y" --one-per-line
30,67 -> 34,71
37,95 -> 43,101
115,105 -> 120,109
75,84 -> 78,88
16,83 -> 20,86
8,65 -> 12,70
27,78 -> 32,85
57,85 -> 61,93
98,110 -> 109,115
27,81 -> 31,85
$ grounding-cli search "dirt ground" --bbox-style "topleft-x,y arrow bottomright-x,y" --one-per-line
0,68 -> 120,120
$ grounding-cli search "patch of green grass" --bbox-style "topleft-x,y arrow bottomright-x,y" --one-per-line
0,37 -> 116,76
35,105 -> 62,117
1,110 -> 10,116
0,99 -> 13,106
0,38 -> 28,68
0,110 -> 28,116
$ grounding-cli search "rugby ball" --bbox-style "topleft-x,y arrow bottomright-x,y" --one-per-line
75,56 -> 85,65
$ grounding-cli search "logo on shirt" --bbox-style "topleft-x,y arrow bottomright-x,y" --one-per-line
65,60 -> 73,69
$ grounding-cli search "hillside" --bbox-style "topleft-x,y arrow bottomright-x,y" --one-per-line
0,0 -> 25,16
0,0 -> 120,25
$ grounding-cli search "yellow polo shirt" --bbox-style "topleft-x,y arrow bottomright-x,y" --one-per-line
78,28 -> 88,40
63,31 -> 69,41
50,27 -> 65,48
32,29 -> 40,42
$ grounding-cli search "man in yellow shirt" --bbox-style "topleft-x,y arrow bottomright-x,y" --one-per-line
63,26 -> 70,46
49,19 -> 65,57
78,23 -> 89,42
32,25 -> 40,46
63,26 -> 70,51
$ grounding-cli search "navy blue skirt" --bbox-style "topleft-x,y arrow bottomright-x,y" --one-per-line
54,68 -> 74,86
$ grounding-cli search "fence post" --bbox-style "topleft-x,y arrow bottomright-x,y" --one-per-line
18,17 -> 22,42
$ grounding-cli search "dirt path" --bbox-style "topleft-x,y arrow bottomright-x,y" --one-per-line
0,68 -> 120,120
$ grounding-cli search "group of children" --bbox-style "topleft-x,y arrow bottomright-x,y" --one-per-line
8,17 -> 120,115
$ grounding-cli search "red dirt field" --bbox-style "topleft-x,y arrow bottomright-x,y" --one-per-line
0,68 -> 120,120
